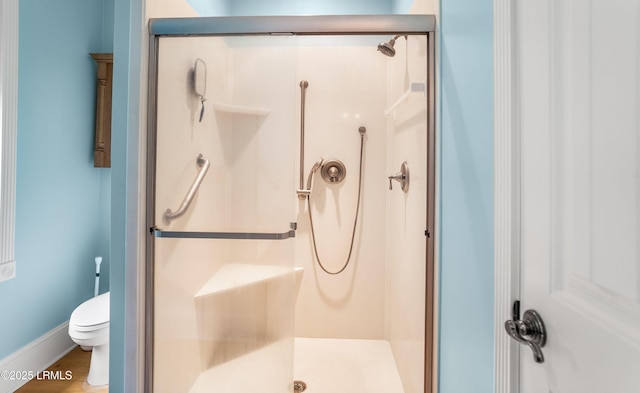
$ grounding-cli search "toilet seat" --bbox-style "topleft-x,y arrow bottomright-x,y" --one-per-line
70,292 -> 109,331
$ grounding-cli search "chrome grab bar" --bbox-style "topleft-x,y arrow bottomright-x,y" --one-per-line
164,154 -> 210,222
153,223 -> 297,240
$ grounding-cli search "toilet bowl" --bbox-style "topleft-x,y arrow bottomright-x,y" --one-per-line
68,292 -> 109,386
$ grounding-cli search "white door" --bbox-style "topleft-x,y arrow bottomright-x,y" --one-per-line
514,0 -> 640,392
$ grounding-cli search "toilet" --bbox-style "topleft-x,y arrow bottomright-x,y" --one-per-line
68,292 -> 110,386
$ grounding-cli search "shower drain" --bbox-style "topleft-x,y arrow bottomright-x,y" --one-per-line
293,380 -> 307,392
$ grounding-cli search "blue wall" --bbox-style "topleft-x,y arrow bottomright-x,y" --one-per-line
229,0 -> 392,16
187,0 -> 392,16
438,0 -> 494,392
102,0 -> 116,52
186,0 -> 228,16
392,0 -> 414,14
0,0 -> 112,360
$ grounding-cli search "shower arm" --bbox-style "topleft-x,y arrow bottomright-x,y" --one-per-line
297,80 -> 309,200
164,154 -> 210,222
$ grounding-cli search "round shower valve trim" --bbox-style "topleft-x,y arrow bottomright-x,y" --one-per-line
321,159 -> 347,184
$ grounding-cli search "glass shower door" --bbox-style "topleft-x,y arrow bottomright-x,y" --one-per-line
150,34 -> 298,393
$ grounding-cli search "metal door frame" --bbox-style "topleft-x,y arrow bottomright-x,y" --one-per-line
145,14 -> 436,393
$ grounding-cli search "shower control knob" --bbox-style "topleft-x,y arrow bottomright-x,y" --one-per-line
320,159 -> 346,184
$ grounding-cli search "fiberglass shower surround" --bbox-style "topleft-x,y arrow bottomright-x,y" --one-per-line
146,15 -> 435,393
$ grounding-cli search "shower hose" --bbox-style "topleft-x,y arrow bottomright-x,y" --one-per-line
307,132 -> 365,275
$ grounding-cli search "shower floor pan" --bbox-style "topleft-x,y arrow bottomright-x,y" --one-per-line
294,337 -> 405,393
187,338 -> 405,393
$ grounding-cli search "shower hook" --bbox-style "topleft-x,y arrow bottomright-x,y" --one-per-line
388,161 -> 409,193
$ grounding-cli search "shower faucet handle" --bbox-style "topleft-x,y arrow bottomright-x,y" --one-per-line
388,161 -> 410,192
388,173 -> 404,190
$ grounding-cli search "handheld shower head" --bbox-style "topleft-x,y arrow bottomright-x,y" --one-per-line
306,158 -> 324,191
297,158 -> 325,199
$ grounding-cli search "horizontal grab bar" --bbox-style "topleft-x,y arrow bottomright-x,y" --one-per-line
152,223 -> 297,240
164,154 -> 210,222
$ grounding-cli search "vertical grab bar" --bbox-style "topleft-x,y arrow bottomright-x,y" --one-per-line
297,80 -> 309,199
164,154 -> 210,222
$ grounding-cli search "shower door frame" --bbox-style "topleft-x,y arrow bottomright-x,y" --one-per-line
145,14 -> 436,393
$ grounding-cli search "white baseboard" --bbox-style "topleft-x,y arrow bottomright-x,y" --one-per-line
0,322 -> 76,392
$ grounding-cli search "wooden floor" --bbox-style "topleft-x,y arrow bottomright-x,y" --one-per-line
16,347 -> 108,393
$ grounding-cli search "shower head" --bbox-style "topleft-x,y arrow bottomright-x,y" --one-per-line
377,39 -> 396,57
358,126 -> 366,136
377,35 -> 407,57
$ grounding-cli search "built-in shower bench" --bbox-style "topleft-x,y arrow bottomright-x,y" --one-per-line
195,264 -> 303,298
194,264 -> 304,374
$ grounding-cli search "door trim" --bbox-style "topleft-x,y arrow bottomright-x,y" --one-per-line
494,0 -> 520,392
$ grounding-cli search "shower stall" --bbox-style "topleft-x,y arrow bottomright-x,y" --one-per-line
146,15 -> 436,393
